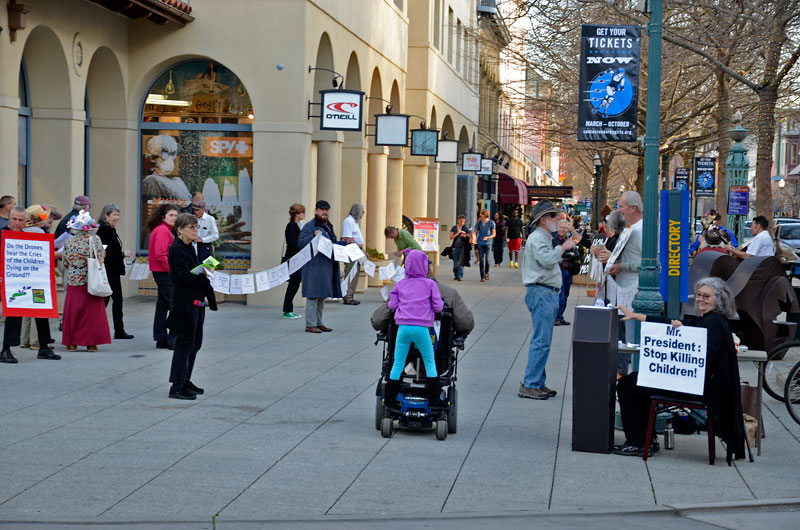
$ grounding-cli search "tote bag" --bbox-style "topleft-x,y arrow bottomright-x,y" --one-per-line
87,238 -> 113,297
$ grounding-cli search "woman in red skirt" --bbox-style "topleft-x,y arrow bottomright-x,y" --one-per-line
62,210 -> 111,351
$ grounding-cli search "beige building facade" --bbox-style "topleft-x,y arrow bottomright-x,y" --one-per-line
0,0 -> 482,305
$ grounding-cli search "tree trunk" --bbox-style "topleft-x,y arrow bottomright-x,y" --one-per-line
598,151 -> 614,210
715,68 -> 731,218
755,85 -> 778,224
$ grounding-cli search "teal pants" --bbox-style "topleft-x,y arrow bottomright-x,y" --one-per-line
389,324 -> 437,380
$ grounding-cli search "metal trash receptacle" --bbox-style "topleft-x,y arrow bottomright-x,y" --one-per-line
572,305 -> 618,453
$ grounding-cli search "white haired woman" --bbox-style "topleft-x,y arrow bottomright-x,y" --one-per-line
614,277 -> 746,464
341,202 -> 365,305
62,210 -> 112,351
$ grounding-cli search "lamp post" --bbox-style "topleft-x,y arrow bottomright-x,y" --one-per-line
593,154 -> 601,229
632,0 -> 665,321
726,121 -> 750,244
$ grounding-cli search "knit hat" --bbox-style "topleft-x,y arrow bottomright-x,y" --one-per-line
66,209 -> 99,234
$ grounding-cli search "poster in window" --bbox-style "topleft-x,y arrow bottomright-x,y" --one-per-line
694,157 -> 716,198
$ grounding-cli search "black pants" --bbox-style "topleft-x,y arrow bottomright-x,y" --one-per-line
617,372 -> 701,447
104,273 -> 125,333
3,316 -> 51,350
153,271 -> 176,344
169,306 -> 205,387
282,274 -> 301,313
493,237 -> 505,264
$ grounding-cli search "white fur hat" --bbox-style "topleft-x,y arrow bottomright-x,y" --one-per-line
145,134 -> 179,157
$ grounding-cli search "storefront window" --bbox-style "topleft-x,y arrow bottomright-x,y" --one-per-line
140,60 -> 253,256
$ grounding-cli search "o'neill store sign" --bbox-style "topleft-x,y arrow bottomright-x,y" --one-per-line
319,89 -> 365,131
528,186 -> 574,200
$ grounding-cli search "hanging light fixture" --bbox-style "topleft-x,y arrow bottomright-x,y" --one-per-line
165,69 -> 175,95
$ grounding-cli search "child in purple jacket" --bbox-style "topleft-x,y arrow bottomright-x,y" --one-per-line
384,249 -> 445,407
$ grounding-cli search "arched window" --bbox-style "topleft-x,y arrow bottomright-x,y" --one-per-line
18,61 -> 30,204
139,60 -> 253,256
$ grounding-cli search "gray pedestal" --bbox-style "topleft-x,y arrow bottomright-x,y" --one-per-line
571,306 -> 619,453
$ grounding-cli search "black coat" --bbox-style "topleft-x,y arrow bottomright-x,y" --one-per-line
167,238 -> 217,335
282,221 -> 302,283
648,312 -> 746,462
97,225 -> 125,277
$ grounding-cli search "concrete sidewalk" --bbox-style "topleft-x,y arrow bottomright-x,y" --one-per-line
0,262 -> 798,525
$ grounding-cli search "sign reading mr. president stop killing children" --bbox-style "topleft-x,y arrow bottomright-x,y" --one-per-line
637,322 -> 707,396
1,231 -> 59,318
577,24 -> 641,142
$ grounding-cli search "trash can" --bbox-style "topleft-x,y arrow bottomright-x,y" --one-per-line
571,306 -> 619,453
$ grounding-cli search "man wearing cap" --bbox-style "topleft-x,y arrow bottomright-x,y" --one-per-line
0,195 -> 17,230
55,196 -> 91,239
518,200 -> 575,400
0,207 -> 60,363
297,200 -> 342,333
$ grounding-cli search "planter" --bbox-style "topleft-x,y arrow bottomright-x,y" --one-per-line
368,259 -> 390,287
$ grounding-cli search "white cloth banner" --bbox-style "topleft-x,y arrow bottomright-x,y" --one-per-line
255,270 -> 270,292
241,273 -> 255,294
332,244 -> 349,262
637,322 -> 708,395
267,262 -> 290,288
288,244 -> 312,275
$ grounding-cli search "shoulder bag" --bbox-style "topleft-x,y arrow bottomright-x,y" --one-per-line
87,237 -> 113,297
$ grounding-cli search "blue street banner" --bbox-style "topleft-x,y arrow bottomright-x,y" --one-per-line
728,185 -> 749,216
659,190 -> 689,319
577,24 -> 641,142
674,167 -> 689,191
694,157 -> 716,198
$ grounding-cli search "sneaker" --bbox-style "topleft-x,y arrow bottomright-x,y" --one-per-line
613,444 -> 653,457
456,277 -> 462,281
509,262 -> 514,268
0,349 -> 18,364
518,384 -> 550,400
541,386 -> 558,397
514,262 -> 519,268
283,312 -> 302,319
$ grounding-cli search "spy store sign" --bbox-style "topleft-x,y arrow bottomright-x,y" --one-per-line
319,89 -> 365,131
637,322 -> 707,395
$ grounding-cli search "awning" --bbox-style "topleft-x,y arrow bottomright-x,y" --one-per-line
497,173 -> 527,204
87,0 -> 194,25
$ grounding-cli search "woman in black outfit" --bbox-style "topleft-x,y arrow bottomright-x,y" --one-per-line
167,213 -> 217,400
615,277 -> 746,464
97,204 -> 133,339
282,203 -> 306,319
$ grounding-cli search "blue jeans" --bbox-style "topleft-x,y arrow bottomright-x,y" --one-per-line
390,325 -> 438,380
452,247 -> 463,279
523,284 -> 559,389
556,269 -> 572,321
477,244 -> 490,279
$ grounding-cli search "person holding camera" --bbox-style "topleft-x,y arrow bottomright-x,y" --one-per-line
553,219 -> 581,326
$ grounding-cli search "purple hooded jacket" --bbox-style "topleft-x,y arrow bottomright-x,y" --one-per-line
388,249 -> 444,327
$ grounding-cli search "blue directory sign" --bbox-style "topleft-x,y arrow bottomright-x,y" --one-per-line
728,185 -> 749,216
659,190 -> 689,319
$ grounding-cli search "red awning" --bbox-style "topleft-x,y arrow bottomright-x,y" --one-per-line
497,173 -> 527,204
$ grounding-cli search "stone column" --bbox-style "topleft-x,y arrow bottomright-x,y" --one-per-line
314,130 -> 344,231
340,132 -> 367,219
385,146 -> 404,227
366,145 -> 388,255
0,96 -> 19,195
30,108 -> 85,206
438,161 -> 457,231
402,159 -> 428,220
427,161 -> 439,219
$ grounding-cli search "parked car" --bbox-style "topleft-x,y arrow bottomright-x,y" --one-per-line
775,217 -> 798,225
778,223 -> 800,252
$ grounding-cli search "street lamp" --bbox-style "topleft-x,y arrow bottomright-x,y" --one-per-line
593,154 -> 601,229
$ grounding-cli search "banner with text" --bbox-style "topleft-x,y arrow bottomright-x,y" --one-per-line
694,157 -> 716,198
577,24 -> 641,142
1,231 -> 59,318
637,322 -> 707,395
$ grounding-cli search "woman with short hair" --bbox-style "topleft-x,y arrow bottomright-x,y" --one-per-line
166,213 -> 217,400
615,277 -> 746,463
282,203 -> 306,319
97,204 -> 133,339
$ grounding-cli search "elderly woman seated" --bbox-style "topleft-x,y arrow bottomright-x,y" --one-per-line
615,277 -> 746,464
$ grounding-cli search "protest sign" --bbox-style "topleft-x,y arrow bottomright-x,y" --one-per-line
637,322 -> 707,395
1,231 -> 59,318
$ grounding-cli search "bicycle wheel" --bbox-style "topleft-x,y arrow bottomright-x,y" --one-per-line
783,359 -> 800,426
764,341 -> 800,402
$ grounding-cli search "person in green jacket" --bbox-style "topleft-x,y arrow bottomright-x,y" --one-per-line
385,225 -> 421,257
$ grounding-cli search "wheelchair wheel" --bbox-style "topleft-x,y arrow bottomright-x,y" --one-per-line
447,386 -> 458,434
380,417 -> 393,438
784,359 -> 800,426
764,341 -> 800,402
436,420 -> 448,440
375,396 -> 383,431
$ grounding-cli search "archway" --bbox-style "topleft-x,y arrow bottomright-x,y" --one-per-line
340,51 -> 367,219
312,33 -> 341,228
139,59 -> 253,258
22,25 -> 72,207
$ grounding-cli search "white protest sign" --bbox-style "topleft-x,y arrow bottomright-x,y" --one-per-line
267,262 -> 290,288
332,244 -> 349,262
637,322 -> 707,395
363,260 -> 376,277
229,274 -> 243,295
317,236 -> 333,259
391,266 -> 406,282
129,262 -> 151,281
1,231 -> 58,318
288,244 -> 312,275
379,262 -> 396,281
241,274 -> 255,294
255,270 -> 270,291
380,285 -> 391,301
344,243 -> 366,262
212,272 -> 231,294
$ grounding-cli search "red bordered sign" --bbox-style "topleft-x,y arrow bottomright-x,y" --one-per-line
1,231 -> 59,318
